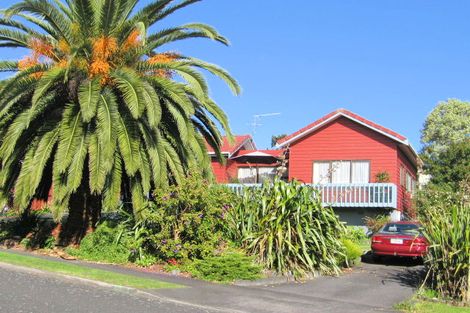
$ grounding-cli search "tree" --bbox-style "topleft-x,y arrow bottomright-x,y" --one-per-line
271,134 -> 287,147
421,99 -> 470,157
0,0 -> 240,242
425,139 -> 470,191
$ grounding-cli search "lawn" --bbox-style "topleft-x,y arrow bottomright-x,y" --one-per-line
396,299 -> 470,313
0,250 -> 180,289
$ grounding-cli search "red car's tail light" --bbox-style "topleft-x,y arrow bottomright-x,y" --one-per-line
412,237 -> 427,246
371,236 -> 382,244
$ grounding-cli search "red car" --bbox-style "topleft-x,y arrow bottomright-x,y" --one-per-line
371,221 -> 428,261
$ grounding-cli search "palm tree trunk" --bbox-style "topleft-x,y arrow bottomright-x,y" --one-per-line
59,173 -> 101,245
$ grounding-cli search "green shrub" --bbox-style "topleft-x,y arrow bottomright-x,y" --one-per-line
419,181 -> 470,303
344,226 -> 367,242
20,237 -> 32,249
43,236 -> 56,249
67,222 -> 131,264
228,178 -> 346,278
339,238 -> 363,267
187,252 -> 262,282
120,172 -> 237,263
0,230 -> 9,241
364,214 -> 390,233
375,171 -> 391,183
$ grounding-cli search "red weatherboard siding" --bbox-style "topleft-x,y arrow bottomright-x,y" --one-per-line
211,159 -> 229,183
288,116 -> 399,186
397,148 -> 417,213
278,109 -> 407,145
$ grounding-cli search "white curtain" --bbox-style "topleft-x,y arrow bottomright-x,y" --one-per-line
331,161 -> 351,183
258,167 -> 276,183
238,167 -> 256,183
313,162 -> 330,184
351,161 -> 369,183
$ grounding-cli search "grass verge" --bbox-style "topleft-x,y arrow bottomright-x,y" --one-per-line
0,250 -> 180,289
395,298 -> 470,313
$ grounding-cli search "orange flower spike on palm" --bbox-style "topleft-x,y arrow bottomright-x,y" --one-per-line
18,56 -> 43,78
18,56 -> 38,71
89,59 -> 111,76
122,30 -> 141,51
92,36 -> 118,59
57,39 -> 71,55
57,59 -> 68,69
148,53 -> 178,64
148,53 -> 178,77
29,38 -> 54,59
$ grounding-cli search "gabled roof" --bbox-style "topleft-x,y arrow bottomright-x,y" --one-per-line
206,135 -> 256,157
275,108 -> 419,165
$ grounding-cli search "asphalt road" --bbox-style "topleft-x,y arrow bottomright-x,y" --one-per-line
0,252 -> 424,313
0,263 -> 219,313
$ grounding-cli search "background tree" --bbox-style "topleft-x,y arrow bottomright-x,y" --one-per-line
0,0 -> 239,242
271,134 -> 287,147
424,139 -> 470,191
421,99 -> 470,158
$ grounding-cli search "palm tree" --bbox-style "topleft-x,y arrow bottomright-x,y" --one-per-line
0,0 -> 239,242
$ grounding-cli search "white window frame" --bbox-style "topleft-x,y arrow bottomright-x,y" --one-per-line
312,160 -> 370,184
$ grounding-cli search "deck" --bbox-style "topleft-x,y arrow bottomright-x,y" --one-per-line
226,183 -> 397,209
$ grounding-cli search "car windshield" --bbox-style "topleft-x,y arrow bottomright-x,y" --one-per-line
379,223 -> 420,235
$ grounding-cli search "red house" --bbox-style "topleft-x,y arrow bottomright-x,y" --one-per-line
275,109 -> 419,223
207,135 -> 284,184
210,109 -> 419,225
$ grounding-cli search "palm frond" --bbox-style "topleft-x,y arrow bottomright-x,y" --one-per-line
32,67 -> 66,107
78,78 -> 101,122
66,131 -> 88,192
56,104 -> 83,173
116,110 -> 141,175
111,68 -> 145,119
102,152 -> 122,211
96,89 -> 119,171
5,0 -> 72,42
88,132 -> 106,193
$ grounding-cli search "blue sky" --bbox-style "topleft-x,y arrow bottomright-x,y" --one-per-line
2,0 -> 470,150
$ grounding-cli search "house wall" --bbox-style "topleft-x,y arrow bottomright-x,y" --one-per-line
288,117 -> 399,185
211,159 -> 230,183
396,148 -> 418,215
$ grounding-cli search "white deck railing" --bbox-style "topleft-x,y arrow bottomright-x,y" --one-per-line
226,183 -> 397,209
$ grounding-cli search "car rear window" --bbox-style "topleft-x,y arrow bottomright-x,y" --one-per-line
379,223 -> 420,235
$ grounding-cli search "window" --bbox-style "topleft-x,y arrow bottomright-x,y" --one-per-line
405,172 -> 416,193
400,167 -> 405,186
237,167 -> 276,183
313,160 -> 369,184
257,167 -> 277,183
238,167 -> 256,183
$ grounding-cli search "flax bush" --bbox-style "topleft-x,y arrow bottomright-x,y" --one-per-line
228,178 -> 346,278
419,181 -> 470,303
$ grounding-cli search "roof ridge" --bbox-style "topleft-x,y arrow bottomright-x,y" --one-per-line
276,108 -> 408,146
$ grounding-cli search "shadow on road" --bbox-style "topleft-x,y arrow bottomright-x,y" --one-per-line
360,251 -> 426,288
361,251 -> 423,267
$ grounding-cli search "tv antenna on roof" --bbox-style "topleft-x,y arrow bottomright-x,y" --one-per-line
249,112 -> 281,134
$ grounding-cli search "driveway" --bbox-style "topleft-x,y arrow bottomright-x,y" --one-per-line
0,250 -> 423,313
149,259 -> 423,313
